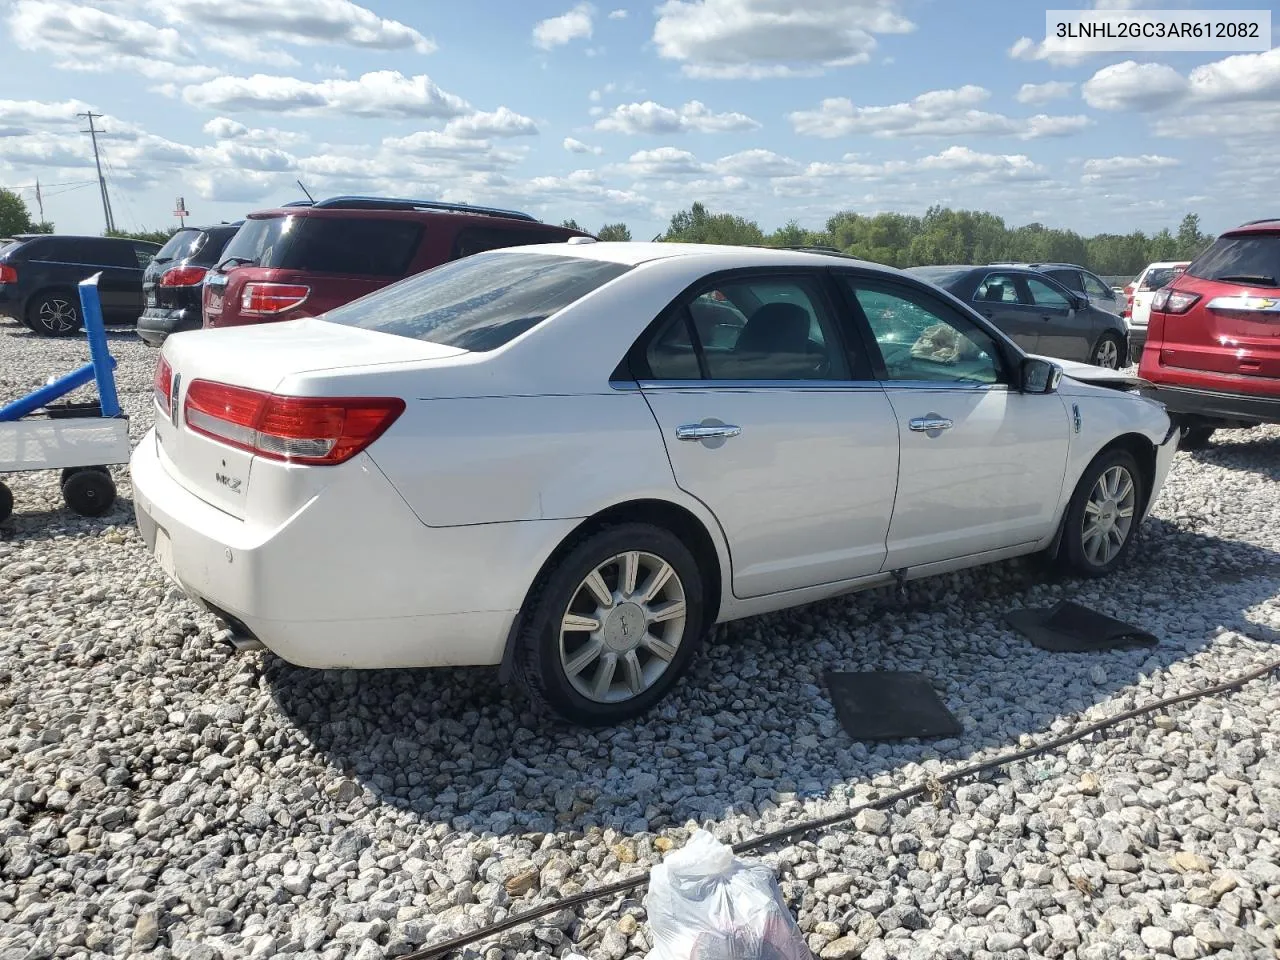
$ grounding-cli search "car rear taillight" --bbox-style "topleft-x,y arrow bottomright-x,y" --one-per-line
183,380 -> 404,465
1151,288 -> 1202,314
160,265 -> 208,287
1123,284 -> 1134,317
240,283 -> 310,315
0,264 -> 16,284
154,355 -> 173,416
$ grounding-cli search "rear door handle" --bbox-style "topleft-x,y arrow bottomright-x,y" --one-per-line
909,416 -> 953,433
676,423 -> 742,441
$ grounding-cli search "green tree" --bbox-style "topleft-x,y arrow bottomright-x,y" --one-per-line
107,227 -> 178,245
560,218 -> 583,231
29,220 -> 55,234
596,222 -> 631,241
662,201 -> 764,246
1176,213 -> 1211,260
0,187 -> 37,236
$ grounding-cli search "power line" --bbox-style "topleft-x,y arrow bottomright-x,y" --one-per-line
77,111 -> 115,233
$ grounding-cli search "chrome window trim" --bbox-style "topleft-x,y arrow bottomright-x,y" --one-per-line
614,378 -> 1009,393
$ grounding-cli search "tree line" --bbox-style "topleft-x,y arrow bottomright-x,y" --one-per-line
648,203 -> 1215,278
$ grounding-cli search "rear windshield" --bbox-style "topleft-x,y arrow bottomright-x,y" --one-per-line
321,250 -> 631,351
219,215 -> 422,276
908,266 -> 971,289
1187,235 -> 1280,287
155,228 -> 205,264
1140,266 -> 1184,291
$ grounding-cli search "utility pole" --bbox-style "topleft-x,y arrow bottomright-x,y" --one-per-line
78,111 -> 116,234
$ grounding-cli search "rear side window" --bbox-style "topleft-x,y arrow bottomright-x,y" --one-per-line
218,216 -> 422,276
1187,235 -> 1280,287
453,227 -> 569,259
321,251 -> 630,351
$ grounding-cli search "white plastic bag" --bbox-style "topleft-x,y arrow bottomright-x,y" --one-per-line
644,830 -> 814,960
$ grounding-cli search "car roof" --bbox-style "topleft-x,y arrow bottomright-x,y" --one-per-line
1226,218 -> 1280,234
990,261 -> 1085,270
489,240 -> 892,271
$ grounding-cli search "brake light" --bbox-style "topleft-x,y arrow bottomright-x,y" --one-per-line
241,283 -> 309,315
1151,288 -> 1201,315
154,355 -> 173,415
183,380 -> 404,465
160,265 -> 208,287
0,264 -> 16,284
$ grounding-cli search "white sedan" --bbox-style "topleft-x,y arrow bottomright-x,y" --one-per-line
131,242 -> 1179,725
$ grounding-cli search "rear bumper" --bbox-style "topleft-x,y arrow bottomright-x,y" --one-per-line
1127,326 -> 1146,359
1139,383 -> 1280,427
137,307 -> 200,345
129,428 -> 577,669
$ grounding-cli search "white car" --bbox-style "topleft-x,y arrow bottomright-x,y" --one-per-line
131,242 -> 1179,725
1127,261 -> 1190,354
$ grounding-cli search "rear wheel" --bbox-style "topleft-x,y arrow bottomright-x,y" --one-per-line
513,523 -> 705,726
27,290 -> 82,337
1059,449 -> 1144,578
1179,426 -> 1215,450
1090,332 -> 1123,369
0,481 -> 12,524
62,468 -> 116,517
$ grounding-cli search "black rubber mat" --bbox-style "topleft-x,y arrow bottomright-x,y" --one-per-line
1005,600 -> 1158,652
824,671 -> 963,741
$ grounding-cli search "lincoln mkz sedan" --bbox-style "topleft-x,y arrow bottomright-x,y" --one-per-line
132,242 -> 1179,725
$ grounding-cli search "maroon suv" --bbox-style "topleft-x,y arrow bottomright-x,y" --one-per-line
202,196 -> 591,329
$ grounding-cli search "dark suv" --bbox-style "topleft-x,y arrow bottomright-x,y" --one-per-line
137,223 -> 241,346
0,234 -> 161,336
203,196 -> 591,329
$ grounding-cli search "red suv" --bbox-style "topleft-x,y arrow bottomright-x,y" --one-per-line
203,196 -> 590,329
1138,218 -> 1280,448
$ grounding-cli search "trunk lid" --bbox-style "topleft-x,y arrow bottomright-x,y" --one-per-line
1158,273 -> 1280,381
156,320 -> 463,518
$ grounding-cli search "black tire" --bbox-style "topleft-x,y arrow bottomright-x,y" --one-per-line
513,523 -> 706,726
1059,448 -> 1144,578
61,465 -> 111,486
26,290 -> 82,337
1179,426 -> 1215,451
0,481 -> 12,524
61,468 -> 116,517
1089,332 -> 1124,369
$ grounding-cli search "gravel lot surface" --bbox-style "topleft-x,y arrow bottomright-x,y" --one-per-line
1,317 -> 1278,960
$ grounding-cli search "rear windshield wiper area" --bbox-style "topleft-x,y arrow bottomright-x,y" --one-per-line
1213,274 -> 1278,286
215,256 -> 258,271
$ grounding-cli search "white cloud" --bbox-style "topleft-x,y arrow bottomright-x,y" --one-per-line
712,149 -> 802,177
1016,81 -> 1074,105
1082,61 -> 1186,110
201,116 -> 308,147
595,99 -> 760,134
7,0 -> 218,80
533,3 -> 595,49
619,147 -> 708,177
1081,154 -> 1180,182
563,137 -> 603,155
608,8 -> 628,18
151,0 -> 435,53
182,70 -> 470,119
1008,34 -> 1096,67
443,107 -> 538,139
789,86 -> 1089,139
190,169 -> 282,203
915,146 -> 1046,181
652,0 -> 915,79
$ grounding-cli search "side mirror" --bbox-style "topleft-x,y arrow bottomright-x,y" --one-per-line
1021,357 -> 1062,394
1071,294 -> 1088,311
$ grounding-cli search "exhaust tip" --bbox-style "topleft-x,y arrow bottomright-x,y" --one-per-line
211,613 -> 266,653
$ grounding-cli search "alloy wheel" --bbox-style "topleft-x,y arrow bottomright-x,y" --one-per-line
558,550 -> 687,704
1081,465 -> 1136,566
37,298 -> 78,334
1094,337 -> 1120,369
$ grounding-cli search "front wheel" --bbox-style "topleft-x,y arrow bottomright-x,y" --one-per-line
1090,332 -> 1123,370
513,523 -> 705,726
27,290 -> 82,337
1059,449 -> 1144,577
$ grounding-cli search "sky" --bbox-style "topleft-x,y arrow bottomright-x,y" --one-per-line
0,0 -> 1276,240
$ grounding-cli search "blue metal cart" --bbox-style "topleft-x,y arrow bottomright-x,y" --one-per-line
0,274 -> 131,522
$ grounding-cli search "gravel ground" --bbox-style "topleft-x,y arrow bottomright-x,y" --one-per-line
1,316 -> 1278,960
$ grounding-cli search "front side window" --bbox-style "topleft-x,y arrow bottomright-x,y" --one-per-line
1024,276 -> 1072,309
844,279 -> 1003,385
322,250 -> 630,351
1082,273 -> 1113,300
642,274 -> 852,381
1045,268 -> 1082,292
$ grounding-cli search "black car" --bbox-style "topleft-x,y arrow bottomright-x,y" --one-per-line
0,234 -> 161,336
907,265 -> 1131,369
137,223 -> 242,346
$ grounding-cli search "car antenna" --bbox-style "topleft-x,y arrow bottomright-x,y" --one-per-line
296,179 -> 316,204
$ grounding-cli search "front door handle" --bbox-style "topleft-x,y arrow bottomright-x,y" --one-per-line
909,416 -> 953,433
676,423 -> 742,441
